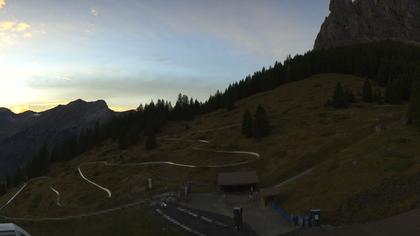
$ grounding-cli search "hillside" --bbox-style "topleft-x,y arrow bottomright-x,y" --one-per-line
1,74 -> 419,235
0,99 -> 116,177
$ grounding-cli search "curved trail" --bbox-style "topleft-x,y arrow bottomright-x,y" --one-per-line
49,186 -> 62,207
0,127 -> 261,221
78,138 -> 260,198
0,183 -> 27,211
78,162 -> 112,198
0,177 -> 64,212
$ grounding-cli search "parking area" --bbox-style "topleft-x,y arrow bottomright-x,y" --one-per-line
180,193 -> 295,236
154,203 -> 257,236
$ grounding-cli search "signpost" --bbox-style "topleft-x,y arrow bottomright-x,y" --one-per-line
233,207 -> 243,232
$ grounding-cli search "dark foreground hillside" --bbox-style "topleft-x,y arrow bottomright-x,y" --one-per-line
1,74 -> 419,235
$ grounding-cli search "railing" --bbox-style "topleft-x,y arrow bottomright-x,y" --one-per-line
272,203 -> 292,222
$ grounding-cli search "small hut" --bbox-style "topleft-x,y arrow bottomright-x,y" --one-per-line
217,171 -> 259,192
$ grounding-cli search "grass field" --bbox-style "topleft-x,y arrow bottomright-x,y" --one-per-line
1,73 -> 419,233
1,205 -> 181,236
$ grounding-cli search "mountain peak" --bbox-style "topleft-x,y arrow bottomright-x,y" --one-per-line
0,107 -> 13,113
0,108 -> 14,117
65,99 -> 109,109
315,0 -> 420,49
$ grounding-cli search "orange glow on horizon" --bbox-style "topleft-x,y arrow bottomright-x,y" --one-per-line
9,102 -> 131,114
10,102 -> 65,114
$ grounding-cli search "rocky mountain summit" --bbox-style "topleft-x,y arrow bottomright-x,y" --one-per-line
314,0 -> 420,50
0,99 -> 116,177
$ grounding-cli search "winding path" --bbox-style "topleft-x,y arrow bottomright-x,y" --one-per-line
0,129 -> 262,221
0,183 -> 27,211
49,186 -> 62,207
76,138 -> 260,198
78,162 -> 112,198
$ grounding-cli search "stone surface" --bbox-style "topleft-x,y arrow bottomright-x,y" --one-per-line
314,0 -> 420,50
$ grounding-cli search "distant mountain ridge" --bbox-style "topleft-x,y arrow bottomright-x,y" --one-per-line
0,99 -> 117,177
314,0 -> 420,49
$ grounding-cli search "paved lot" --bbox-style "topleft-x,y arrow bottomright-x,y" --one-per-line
154,203 -> 257,236
282,208 -> 420,236
181,193 -> 295,236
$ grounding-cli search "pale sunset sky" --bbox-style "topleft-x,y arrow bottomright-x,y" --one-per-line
0,0 -> 329,113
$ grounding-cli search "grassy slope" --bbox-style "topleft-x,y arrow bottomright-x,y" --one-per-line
1,73 -> 419,233
1,206 -> 180,236
279,119 -> 420,223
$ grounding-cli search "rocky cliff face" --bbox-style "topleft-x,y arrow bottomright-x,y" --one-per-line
314,0 -> 420,50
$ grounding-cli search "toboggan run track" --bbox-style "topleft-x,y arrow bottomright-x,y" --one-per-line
0,128 -> 261,221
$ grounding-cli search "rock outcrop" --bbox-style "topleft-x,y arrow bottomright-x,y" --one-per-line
314,0 -> 420,50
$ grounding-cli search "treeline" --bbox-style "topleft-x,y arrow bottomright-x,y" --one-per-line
201,41 -> 420,113
242,105 -> 271,138
3,40 -> 420,194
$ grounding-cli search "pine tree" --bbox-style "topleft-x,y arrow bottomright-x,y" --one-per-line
37,144 -> 50,175
345,88 -> 355,103
253,105 -> 270,138
362,79 -> 373,102
145,128 -> 157,150
242,110 -> 253,138
408,66 -> 420,127
25,143 -> 50,178
332,82 -> 349,109
13,167 -> 24,186
0,181 -> 6,196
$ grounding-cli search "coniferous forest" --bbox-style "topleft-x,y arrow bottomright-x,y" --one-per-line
5,40 -> 420,192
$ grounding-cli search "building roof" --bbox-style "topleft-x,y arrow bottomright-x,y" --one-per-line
217,171 -> 259,186
0,223 -> 31,235
259,187 -> 280,198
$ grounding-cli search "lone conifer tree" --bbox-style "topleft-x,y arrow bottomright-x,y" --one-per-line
253,105 -> 270,138
0,181 -> 6,196
408,66 -> 420,127
37,144 -> 50,175
332,82 -> 349,108
242,110 -> 253,138
362,79 -> 373,102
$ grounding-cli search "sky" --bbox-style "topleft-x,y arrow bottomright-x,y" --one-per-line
0,0 -> 330,113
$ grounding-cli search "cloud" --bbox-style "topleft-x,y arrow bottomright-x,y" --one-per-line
0,21 -> 15,30
0,21 -> 31,32
0,32 -> 15,45
23,32 -> 32,38
0,0 -> 5,10
14,22 -> 30,32
114,0 -> 324,58
91,8 -> 99,17
0,21 -> 32,46
28,70 -> 220,109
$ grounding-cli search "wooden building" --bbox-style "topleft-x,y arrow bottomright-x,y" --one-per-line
217,171 -> 259,192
